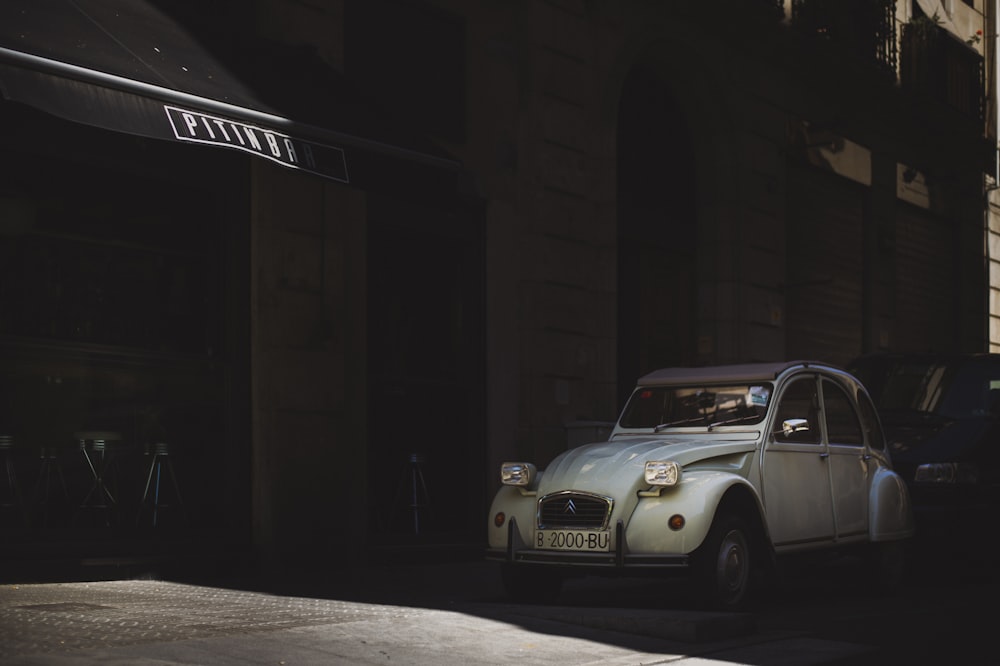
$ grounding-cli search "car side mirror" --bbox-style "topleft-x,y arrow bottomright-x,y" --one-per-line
778,418 -> 809,437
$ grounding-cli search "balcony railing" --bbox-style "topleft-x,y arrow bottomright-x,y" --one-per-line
791,0 -> 898,78
789,1 -> 985,125
899,19 -> 985,123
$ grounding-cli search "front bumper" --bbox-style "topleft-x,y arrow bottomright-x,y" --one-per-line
485,517 -> 690,570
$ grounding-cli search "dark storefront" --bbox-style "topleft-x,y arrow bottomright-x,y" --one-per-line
0,0 -> 267,563
0,0 -> 485,569
0,91 -> 252,561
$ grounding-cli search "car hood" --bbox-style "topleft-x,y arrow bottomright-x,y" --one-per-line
537,434 -> 759,498
885,417 -> 995,464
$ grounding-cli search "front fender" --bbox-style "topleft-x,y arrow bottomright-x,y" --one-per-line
870,467 -> 915,541
626,471 -> 760,555
488,485 -> 537,549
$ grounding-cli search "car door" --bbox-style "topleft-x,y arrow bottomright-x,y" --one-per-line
762,374 -> 836,547
821,378 -> 869,540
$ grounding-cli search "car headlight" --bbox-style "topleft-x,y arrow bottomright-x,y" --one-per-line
913,462 -> 979,484
644,460 -> 681,486
501,462 -> 537,486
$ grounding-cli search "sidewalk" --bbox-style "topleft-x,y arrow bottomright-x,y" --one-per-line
0,558 -> 880,665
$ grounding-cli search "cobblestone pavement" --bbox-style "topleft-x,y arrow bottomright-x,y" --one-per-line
0,575 -> 876,666
1,546 -> 994,665
0,580 -> 421,660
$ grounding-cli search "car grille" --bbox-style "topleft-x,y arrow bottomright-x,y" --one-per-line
537,492 -> 613,530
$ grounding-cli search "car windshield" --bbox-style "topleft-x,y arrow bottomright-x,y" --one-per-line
852,357 -> 1000,419
858,361 -> 953,415
618,383 -> 772,429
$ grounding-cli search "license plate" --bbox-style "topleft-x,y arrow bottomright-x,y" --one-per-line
536,529 -> 610,552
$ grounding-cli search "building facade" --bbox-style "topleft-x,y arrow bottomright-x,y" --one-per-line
0,0 -> 994,571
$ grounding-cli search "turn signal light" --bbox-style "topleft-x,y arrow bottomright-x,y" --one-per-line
494,512 -> 506,527
668,514 -> 685,531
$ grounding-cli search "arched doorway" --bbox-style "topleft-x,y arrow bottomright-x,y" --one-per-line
616,65 -> 699,406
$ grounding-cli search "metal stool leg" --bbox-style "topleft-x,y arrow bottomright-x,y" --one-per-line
138,443 -> 183,528
0,435 -> 27,526
74,432 -> 123,527
410,455 -> 430,534
390,453 -> 430,535
33,447 -> 70,527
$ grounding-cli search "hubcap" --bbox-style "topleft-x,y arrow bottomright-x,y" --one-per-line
718,529 -> 749,594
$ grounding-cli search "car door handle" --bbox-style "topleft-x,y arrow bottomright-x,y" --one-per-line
862,454 -> 871,461
819,452 -> 829,459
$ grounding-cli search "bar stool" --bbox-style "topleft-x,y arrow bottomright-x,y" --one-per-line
137,442 -> 184,528
391,452 -> 430,535
0,434 -> 27,526
32,445 -> 71,527
75,430 -> 122,526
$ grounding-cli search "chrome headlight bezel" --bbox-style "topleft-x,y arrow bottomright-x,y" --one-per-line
913,462 -> 979,485
500,461 -> 537,487
644,460 -> 682,487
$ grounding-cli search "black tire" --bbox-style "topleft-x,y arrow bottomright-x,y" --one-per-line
871,538 -> 909,592
500,563 -> 563,604
693,513 -> 753,611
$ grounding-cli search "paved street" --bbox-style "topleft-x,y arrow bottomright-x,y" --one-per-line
2,544 -> 993,666
0,573 -> 863,666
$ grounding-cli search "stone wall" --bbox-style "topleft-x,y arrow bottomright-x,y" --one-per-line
251,161 -> 368,566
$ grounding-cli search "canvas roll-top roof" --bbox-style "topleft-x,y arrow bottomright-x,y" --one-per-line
0,0 -> 460,182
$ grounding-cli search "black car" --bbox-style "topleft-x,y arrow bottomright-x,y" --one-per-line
849,353 -> 1000,543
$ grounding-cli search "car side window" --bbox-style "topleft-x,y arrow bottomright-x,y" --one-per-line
822,379 -> 863,446
773,377 -> 821,444
855,388 -> 886,451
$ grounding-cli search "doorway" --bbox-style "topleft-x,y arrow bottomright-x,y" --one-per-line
366,197 -> 485,546
617,66 -> 699,407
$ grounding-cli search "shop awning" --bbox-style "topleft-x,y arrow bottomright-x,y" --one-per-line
0,0 -> 461,182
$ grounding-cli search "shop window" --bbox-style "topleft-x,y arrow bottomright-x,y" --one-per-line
0,159 -> 221,355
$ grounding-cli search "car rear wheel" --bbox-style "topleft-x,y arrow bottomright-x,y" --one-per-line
500,563 -> 563,604
871,538 -> 909,592
694,513 -> 752,610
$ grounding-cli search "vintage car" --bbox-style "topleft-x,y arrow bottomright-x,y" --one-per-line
486,361 -> 914,609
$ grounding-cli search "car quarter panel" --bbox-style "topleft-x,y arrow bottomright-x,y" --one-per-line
869,466 -> 915,541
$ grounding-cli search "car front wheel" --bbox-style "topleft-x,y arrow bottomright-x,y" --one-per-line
694,513 -> 752,610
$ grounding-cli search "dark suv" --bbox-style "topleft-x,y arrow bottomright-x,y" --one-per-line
849,353 -> 1000,541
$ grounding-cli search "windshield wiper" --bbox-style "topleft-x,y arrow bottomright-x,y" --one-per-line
707,415 -> 762,431
653,416 -> 707,432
